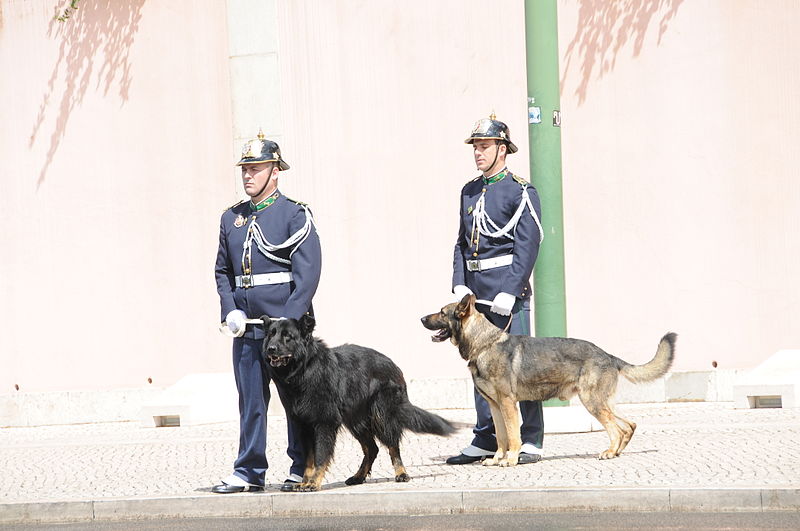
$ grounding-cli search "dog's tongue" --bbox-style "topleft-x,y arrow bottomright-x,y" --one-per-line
431,329 -> 449,343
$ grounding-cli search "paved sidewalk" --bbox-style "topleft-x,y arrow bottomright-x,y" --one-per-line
1,402 -> 799,523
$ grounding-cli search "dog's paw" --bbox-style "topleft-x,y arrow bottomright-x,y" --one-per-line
395,473 -> 410,482
345,476 -> 366,486
297,483 -> 320,492
598,450 -> 618,460
482,458 -> 499,466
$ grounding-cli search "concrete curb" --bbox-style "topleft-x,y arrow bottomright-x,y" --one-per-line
3,488 -> 799,524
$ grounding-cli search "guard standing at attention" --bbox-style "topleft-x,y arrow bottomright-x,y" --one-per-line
447,114 -> 546,465
213,130 -> 322,492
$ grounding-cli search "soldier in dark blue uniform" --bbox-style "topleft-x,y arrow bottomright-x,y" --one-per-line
212,131 -> 322,493
447,114 -> 546,465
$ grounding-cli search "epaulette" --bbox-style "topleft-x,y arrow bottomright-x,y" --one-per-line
512,173 -> 530,186
222,200 -> 245,212
285,196 -> 307,206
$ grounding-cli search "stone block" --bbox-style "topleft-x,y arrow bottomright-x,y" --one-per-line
0,501 -> 93,525
462,488 -> 669,512
670,488 -> 762,512
407,377 -> 473,409
733,350 -> 800,408
139,372 -> 239,427
544,404 -> 602,433
666,371 -> 711,402
0,388 -> 161,428
762,488 -> 800,511
272,491 -> 461,516
93,495 -> 272,521
615,376 -> 666,403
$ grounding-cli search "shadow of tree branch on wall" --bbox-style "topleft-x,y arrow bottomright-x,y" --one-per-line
29,0 -> 146,188
561,0 -> 685,105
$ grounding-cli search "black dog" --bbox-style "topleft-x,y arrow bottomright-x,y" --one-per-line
261,314 -> 455,492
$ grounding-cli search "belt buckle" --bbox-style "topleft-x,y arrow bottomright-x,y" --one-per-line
468,259 -> 480,272
241,275 -> 252,288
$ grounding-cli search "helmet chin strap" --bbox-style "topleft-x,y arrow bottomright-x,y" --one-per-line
252,163 -> 277,201
482,141 -> 502,175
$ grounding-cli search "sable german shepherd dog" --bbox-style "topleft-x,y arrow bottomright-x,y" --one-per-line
421,295 -> 676,466
260,314 -> 456,492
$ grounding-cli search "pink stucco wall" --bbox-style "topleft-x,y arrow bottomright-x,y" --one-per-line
557,0 -> 800,370
1,0 -> 798,396
275,0 -> 800,376
1,0 -> 234,392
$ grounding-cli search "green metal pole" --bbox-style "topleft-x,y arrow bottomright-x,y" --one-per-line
525,0 -> 568,405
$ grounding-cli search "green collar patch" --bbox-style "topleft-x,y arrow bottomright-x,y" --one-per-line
250,191 -> 280,211
483,169 -> 507,185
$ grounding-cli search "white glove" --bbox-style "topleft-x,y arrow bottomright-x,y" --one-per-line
453,285 -> 473,301
490,292 -> 516,316
225,309 -> 247,335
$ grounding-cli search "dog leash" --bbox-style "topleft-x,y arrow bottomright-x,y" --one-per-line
218,316 -> 285,338
474,299 -> 514,333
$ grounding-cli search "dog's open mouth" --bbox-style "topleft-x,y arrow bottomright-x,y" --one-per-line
268,354 -> 293,367
430,329 -> 451,343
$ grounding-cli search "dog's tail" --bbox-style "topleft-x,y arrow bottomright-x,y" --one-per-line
401,404 -> 457,436
620,332 -> 677,384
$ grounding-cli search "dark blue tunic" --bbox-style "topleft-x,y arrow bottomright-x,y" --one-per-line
215,191 -> 322,338
452,171 -> 542,300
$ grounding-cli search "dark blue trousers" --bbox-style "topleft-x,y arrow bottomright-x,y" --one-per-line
470,297 -> 544,453
232,337 -> 305,485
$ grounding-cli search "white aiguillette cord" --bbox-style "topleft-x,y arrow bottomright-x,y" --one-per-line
218,317 -> 286,338
244,206 -> 316,265
473,299 -> 513,333
471,187 -> 544,244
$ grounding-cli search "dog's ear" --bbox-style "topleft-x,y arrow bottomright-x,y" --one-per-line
455,294 -> 474,319
298,313 -> 316,337
259,315 -> 271,334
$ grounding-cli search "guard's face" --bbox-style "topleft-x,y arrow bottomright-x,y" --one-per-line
241,163 -> 276,197
473,139 -> 506,172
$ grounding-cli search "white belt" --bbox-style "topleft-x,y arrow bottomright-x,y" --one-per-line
235,272 -> 293,288
466,254 -> 513,272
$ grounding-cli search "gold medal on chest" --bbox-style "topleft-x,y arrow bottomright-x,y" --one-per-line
234,214 -> 246,228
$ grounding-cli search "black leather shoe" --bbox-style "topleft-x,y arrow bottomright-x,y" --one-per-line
518,453 -> 542,465
211,483 -> 263,494
280,479 -> 300,492
445,453 -> 487,465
